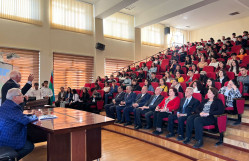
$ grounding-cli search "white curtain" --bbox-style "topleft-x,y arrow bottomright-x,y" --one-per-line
141,24 -> 164,47
167,27 -> 187,48
103,12 -> 134,42
0,0 -> 41,25
51,0 -> 93,34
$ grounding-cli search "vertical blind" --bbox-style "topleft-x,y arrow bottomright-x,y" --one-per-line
141,24 -> 164,47
105,58 -> 133,77
103,12 -> 134,42
0,0 -> 42,25
53,53 -> 94,94
50,0 -> 93,34
0,47 -> 39,88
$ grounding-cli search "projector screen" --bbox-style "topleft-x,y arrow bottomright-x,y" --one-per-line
0,62 -> 13,101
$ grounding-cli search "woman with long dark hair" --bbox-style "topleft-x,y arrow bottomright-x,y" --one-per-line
229,60 -> 240,76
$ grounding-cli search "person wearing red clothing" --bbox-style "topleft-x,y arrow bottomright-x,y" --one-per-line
152,87 -> 180,135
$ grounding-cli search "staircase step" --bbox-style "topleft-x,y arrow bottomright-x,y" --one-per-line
242,116 -> 249,124
224,135 -> 249,150
226,124 -> 249,139
243,109 -> 249,117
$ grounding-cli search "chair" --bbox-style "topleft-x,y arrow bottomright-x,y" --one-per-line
192,93 -> 202,102
231,45 -> 241,54
146,61 -> 153,69
160,59 -> 169,72
147,91 -> 154,95
90,83 -> 95,89
180,82 -> 187,92
226,72 -> 235,80
206,72 -> 216,80
139,82 -> 145,88
84,83 -> 91,88
166,82 -> 171,89
215,82 -> 222,90
98,83 -> 104,89
155,75 -> 163,80
161,92 -> 168,97
178,92 -> 184,99
133,91 -> 141,95
242,55 -> 249,65
151,82 -> 159,90
139,62 -> 145,67
203,66 -> 214,73
0,146 -> 18,161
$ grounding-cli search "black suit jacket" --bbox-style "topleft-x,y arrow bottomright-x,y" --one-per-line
1,79 -> 32,104
144,95 -> 164,111
216,76 -> 229,87
178,97 -> 200,116
58,92 -> 66,101
195,99 -> 224,116
114,92 -> 125,105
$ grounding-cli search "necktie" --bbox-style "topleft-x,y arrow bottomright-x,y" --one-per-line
182,99 -> 189,114
136,95 -> 143,103
150,96 -> 157,106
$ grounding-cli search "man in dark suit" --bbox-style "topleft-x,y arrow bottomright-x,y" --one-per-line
166,87 -> 200,141
122,86 -> 151,126
134,87 -> 164,129
1,71 -> 34,104
115,86 -> 136,123
55,87 -> 66,107
105,86 -> 125,119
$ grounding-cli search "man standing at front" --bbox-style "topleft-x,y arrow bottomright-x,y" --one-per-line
1,70 -> 34,104
41,80 -> 53,98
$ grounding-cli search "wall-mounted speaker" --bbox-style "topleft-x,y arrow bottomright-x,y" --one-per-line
164,27 -> 170,35
96,42 -> 105,51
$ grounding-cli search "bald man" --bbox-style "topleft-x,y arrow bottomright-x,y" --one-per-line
1,71 -> 34,104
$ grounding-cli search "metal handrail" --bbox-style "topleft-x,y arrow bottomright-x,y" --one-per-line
112,49 -> 167,75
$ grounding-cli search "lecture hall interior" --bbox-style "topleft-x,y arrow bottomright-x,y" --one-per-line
1,0 -> 249,161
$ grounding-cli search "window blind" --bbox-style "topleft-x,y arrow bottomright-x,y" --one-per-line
50,0 -> 93,34
105,58 -> 133,77
0,47 -> 39,88
53,53 -> 94,94
0,0 -> 42,25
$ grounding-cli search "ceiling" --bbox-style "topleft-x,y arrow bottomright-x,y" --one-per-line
79,0 -> 249,30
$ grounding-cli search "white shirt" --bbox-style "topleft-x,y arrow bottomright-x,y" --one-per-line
41,87 -> 53,97
209,62 -> 219,68
26,88 -> 42,100
72,94 -> 80,103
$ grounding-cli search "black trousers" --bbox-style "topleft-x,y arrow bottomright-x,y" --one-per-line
134,108 -> 150,126
153,111 -> 170,128
144,111 -> 154,127
105,103 -> 116,119
185,114 -> 216,141
168,114 -> 187,136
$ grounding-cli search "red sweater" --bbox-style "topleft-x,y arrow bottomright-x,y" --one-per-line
158,96 -> 180,112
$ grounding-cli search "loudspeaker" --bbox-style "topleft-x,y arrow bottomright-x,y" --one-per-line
96,42 -> 105,51
164,27 -> 170,35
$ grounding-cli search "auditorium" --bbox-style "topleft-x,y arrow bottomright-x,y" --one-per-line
1,0 -> 249,161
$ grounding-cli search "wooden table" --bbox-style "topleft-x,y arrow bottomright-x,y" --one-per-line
24,107 -> 114,161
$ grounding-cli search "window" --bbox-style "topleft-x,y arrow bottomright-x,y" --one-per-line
141,24 -> 164,47
0,0 -> 42,25
105,58 -> 133,77
53,53 -> 94,94
104,12 -> 134,42
51,0 -> 93,34
0,47 -> 39,88
167,27 -> 184,47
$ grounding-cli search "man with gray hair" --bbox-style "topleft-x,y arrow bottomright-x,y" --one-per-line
134,87 -> 164,129
1,70 -> 34,104
166,87 -> 200,141
0,88 -> 38,160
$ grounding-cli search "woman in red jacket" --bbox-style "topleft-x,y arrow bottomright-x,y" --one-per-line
152,87 -> 180,135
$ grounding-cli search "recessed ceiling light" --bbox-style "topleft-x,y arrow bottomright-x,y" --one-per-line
185,26 -> 190,28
